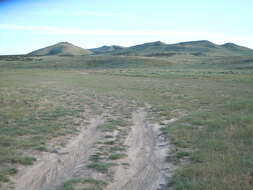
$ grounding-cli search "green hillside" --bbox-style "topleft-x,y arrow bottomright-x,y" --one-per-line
27,40 -> 253,57
99,40 -> 253,57
28,42 -> 92,56
89,45 -> 125,54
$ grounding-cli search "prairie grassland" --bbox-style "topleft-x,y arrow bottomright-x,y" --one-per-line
0,55 -> 253,189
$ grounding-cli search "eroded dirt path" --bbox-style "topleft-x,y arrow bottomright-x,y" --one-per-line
106,108 -> 174,190
10,105 -> 175,190
12,114 -> 105,190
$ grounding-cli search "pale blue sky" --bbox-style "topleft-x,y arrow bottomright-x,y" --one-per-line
0,0 -> 253,54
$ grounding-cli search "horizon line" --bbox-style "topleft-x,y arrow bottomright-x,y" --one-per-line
1,39 -> 253,56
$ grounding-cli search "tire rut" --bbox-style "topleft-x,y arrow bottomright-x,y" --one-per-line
12,115 -> 105,190
11,106 -> 175,190
107,108 -> 173,190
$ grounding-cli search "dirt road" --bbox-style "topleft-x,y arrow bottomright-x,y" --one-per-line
106,108 -> 173,190
11,107 -> 174,190
12,115 -> 104,190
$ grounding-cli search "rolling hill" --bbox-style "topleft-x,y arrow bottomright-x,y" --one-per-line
27,40 -> 253,57
89,45 -> 125,54
100,40 -> 253,57
28,42 -> 92,56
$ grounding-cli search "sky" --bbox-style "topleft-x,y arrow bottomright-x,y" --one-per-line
0,0 -> 253,55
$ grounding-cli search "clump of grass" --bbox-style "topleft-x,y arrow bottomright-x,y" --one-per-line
87,162 -> 115,173
103,140 -> 116,145
98,123 -> 118,132
110,146 -> 127,152
108,153 -> 127,160
63,178 -> 106,190
104,135 -> 114,138
16,156 -> 37,165
98,119 -> 129,132
175,151 -> 190,160
0,174 -> 9,183
0,167 -> 18,183
88,114 -> 130,177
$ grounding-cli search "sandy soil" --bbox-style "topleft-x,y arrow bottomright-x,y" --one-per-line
10,107 -> 176,190
106,108 -> 176,190
12,115 -> 104,190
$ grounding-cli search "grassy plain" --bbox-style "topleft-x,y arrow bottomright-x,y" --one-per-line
0,55 -> 253,189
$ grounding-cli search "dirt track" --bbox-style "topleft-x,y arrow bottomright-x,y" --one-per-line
106,108 -> 172,190
12,115 -> 104,190
11,107 -> 174,190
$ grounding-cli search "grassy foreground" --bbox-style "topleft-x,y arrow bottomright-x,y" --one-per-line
0,55 -> 253,189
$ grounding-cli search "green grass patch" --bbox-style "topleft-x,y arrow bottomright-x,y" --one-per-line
108,153 -> 127,160
63,178 -> 106,190
87,162 -> 115,173
0,55 -> 253,189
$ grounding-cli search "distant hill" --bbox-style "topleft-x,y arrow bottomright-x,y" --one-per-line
100,40 -> 253,57
27,40 -> 253,57
220,42 -> 253,52
89,45 -> 125,54
28,42 -> 92,56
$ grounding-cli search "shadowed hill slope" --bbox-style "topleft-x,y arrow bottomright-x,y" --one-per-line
28,42 -> 92,56
27,40 -> 253,57
103,40 -> 253,57
89,45 -> 125,54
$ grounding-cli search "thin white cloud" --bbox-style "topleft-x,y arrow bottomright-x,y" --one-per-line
33,10 -> 122,17
1,24 -> 253,48
71,11 -> 120,17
